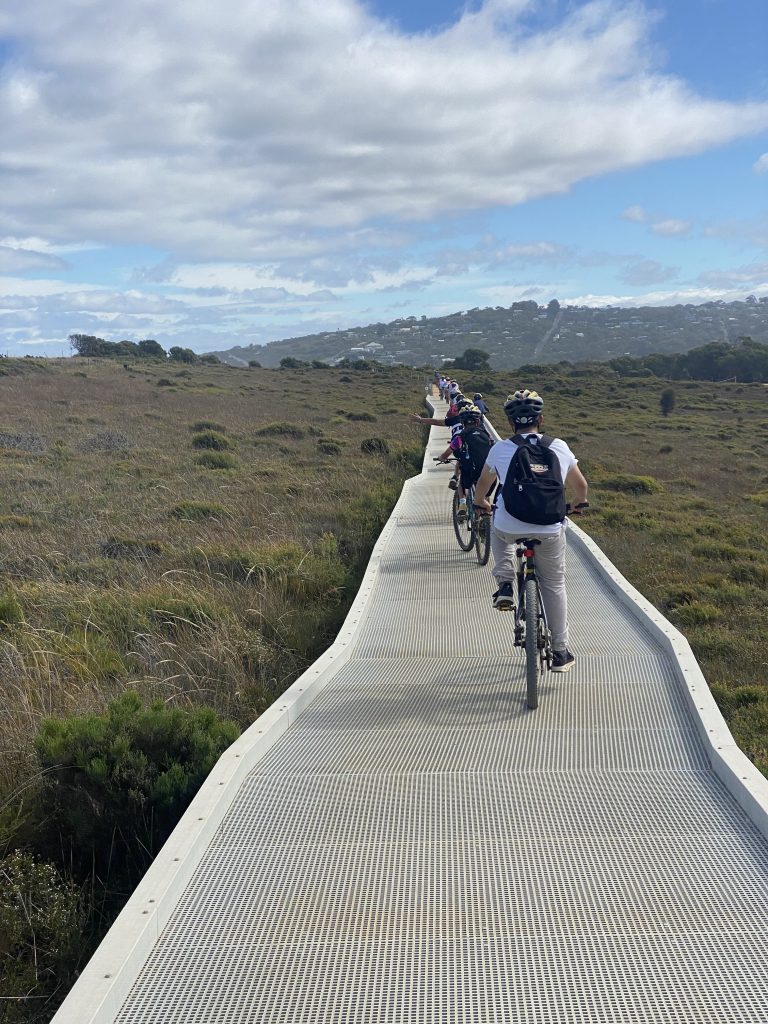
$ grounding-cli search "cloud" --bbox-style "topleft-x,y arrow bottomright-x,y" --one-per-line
619,260 -> 679,286
754,153 -> 768,174
0,245 -> 67,273
650,218 -> 691,238
621,205 -> 648,223
0,0 -> 766,263
697,261 -> 768,289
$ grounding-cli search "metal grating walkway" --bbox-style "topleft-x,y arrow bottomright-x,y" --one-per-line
92,419 -> 768,1023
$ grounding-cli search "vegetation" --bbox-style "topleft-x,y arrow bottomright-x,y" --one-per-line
2,353 -> 767,1020
0,358 -> 426,1020
209,297 -> 768,369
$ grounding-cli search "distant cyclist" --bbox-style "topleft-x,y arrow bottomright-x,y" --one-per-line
473,389 -> 589,673
473,393 -> 489,418
449,404 -> 494,519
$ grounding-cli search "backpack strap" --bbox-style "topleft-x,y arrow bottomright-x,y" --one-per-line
510,433 -> 554,447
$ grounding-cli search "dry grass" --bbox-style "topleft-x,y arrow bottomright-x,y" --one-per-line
0,358 -> 428,809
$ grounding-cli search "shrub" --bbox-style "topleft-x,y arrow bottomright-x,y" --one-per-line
170,500 -> 228,521
194,451 -> 237,469
254,421 -> 305,439
599,474 -> 663,495
0,851 -> 86,1022
0,592 -> 24,626
100,537 -> 164,559
319,441 -> 342,456
156,378 -> 174,387
191,430 -> 234,451
345,412 -> 377,422
32,691 -> 240,883
360,437 -> 390,455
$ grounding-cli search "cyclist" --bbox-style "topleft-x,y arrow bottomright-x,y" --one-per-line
473,393 -> 489,419
473,389 -> 589,673
449,403 -> 494,519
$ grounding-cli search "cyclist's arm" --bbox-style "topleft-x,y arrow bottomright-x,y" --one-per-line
409,414 -> 447,426
565,464 -> 588,506
473,463 -> 498,509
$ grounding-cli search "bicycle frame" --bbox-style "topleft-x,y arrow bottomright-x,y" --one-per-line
512,539 -> 553,709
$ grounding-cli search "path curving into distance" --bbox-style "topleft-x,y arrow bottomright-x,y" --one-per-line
53,402 -> 768,1024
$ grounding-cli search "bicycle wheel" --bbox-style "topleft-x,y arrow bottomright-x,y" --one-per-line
475,513 -> 491,565
524,576 -> 539,709
452,490 -> 474,551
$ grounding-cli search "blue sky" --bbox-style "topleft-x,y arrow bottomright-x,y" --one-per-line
0,0 -> 766,357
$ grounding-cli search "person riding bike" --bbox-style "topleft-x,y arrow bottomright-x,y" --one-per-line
448,404 -> 494,519
473,389 -> 589,673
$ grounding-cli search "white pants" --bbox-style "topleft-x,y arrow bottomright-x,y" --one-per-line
491,523 -> 569,651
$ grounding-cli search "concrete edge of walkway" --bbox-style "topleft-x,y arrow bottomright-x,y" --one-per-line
436,393 -> 768,839
51,457 -> 426,1024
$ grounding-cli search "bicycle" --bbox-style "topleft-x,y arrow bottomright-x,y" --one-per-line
485,502 -> 590,709
511,537 -> 552,710
436,458 -> 491,564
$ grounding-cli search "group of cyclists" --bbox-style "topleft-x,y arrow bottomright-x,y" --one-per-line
411,380 -> 589,674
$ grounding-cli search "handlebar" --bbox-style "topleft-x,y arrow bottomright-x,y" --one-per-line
566,501 -> 590,516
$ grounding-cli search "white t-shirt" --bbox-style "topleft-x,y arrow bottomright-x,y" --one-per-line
485,432 -> 577,536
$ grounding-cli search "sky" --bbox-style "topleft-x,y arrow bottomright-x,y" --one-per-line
0,0 -> 766,358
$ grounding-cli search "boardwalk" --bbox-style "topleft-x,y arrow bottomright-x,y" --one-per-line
55,414 -> 768,1024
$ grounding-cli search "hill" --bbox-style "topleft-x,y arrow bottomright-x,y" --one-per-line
210,297 -> 768,369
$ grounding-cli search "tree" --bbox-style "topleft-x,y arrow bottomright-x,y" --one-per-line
279,356 -> 308,368
660,387 -> 676,417
547,299 -> 560,316
450,347 -> 491,372
169,346 -> 198,364
248,360 -> 262,368
69,333 -> 111,357
138,339 -> 166,358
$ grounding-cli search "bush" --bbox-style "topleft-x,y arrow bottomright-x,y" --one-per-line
100,537 -> 164,559
346,412 -> 377,422
0,591 -> 24,626
32,692 -> 240,883
599,474 -> 663,495
360,437 -> 390,455
194,451 -> 237,470
191,430 -> 234,451
318,441 -> 342,456
254,421 -> 305,439
0,851 -> 86,1023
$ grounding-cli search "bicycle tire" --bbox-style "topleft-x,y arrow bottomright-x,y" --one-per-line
452,490 -> 474,551
524,576 -> 539,709
475,513 -> 491,565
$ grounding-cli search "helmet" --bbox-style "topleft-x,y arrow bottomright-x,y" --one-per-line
473,393 -> 483,400
503,389 -> 544,425
455,397 -> 471,409
459,403 -> 482,422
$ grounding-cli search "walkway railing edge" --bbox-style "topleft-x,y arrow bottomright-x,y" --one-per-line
438,394 -> 768,839
566,521 -> 768,838
51,464 -> 424,1024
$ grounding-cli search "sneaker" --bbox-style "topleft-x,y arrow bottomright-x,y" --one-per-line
457,501 -> 467,521
448,478 -> 458,490
493,581 -> 514,610
551,649 -> 575,673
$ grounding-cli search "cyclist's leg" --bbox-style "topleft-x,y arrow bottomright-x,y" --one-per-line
531,527 -> 568,650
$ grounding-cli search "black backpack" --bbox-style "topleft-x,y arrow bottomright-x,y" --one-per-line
460,427 -> 493,474
500,434 -> 566,525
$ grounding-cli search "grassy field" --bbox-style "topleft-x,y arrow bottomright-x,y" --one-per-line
1,356 -> 766,1022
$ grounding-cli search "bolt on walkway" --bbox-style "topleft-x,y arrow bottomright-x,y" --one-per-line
90,421 -> 768,1023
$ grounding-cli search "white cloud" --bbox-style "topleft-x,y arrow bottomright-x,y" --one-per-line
0,0 -> 765,263
619,260 -> 679,286
621,205 -> 648,223
650,218 -> 691,237
753,153 -> 768,174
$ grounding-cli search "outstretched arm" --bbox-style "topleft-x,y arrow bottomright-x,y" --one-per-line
409,414 -> 446,426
